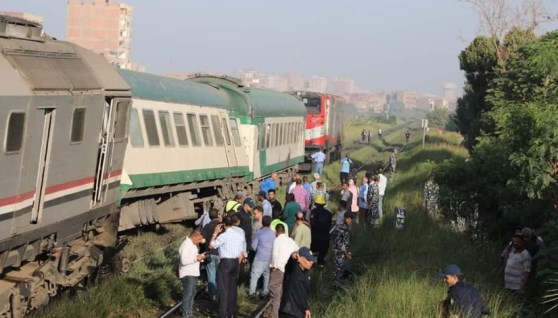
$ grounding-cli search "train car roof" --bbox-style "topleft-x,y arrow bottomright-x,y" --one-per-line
117,69 -> 232,109
248,87 -> 306,117
187,76 -> 305,118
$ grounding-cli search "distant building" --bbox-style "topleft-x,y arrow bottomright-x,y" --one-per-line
0,11 -> 44,24
238,69 -> 268,88
285,73 -> 306,91
347,92 -> 385,113
394,91 -> 419,108
67,0 -> 136,70
330,78 -> 354,96
267,75 -> 288,92
308,76 -> 327,93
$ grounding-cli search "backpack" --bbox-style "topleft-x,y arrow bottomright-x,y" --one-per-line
224,200 -> 241,216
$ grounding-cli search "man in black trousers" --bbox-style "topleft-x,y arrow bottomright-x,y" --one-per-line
210,215 -> 247,318
280,247 -> 316,318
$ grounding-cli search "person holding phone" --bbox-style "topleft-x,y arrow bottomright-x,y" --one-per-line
178,229 -> 206,318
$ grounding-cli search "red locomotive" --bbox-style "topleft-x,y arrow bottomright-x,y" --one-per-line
289,91 -> 345,170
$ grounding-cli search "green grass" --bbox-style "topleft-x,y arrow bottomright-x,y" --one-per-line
309,129 -> 518,318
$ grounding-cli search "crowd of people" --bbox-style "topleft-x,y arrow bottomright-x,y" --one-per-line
177,156 -> 394,318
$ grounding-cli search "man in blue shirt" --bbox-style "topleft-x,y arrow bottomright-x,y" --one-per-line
210,216 -> 247,318
257,191 -> 273,217
249,216 -> 275,298
357,176 -> 369,225
439,264 -> 490,318
259,172 -> 278,194
340,154 -> 352,184
311,149 -> 326,176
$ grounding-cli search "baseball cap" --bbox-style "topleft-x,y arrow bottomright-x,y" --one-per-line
439,264 -> 462,277
298,247 -> 316,262
243,197 -> 255,208
344,211 -> 353,218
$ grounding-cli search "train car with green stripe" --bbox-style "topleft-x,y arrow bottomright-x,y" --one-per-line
116,70 -> 250,230
187,75 -> 306,188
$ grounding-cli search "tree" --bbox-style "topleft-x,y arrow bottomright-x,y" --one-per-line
461,0 -> 554,68
490,31 -> 558,200
454,36 -> 499,149
426,107 -> 450,129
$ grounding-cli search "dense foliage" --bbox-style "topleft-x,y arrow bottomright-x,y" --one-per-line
436,30 -> 558,314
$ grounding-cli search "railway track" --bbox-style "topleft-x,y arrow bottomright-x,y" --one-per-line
157,283 -> 272,318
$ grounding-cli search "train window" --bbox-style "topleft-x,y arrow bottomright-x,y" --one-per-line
270,124 -> 275,147
288,122 -> 293,143
70,108 -> 86,143
280,123 -> 284,146
199,115 -> 214,147
187,113 -> 201,146
142,109 -> 160,146
222,118 -> 232,146
173,112 -> 189,146
257,125 -> 265,150
264,124 -> 271,148
129,108 -> 144,147
303,97 -> 321,114
273,123 -> 278,147
158,111 -> 175,147
278,123 -> 282,146
229,118 -> 241,147
114,102 -> 130,140
5,112 -> 25,153
210,115 -> 224,146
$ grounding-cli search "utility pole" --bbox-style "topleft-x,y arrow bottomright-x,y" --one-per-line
421,119 -> 428,149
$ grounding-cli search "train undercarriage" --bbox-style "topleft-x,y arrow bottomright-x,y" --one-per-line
0,165 -> 299,317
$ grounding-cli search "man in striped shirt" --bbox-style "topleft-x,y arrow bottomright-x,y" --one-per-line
210,216 -> 247,318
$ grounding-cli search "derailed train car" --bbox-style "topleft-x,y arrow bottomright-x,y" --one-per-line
188,76 -> 306,185
115,70 -> 251,231
0,16 -> 131,316
117,73 -> 306,231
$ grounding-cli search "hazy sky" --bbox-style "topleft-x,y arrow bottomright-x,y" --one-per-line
0,0 -> 503,94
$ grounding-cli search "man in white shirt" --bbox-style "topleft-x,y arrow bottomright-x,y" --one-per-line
178,229 -> 206,318
378,169 -> 387,219
310,149 -> 326,176
268,224 -> 299,318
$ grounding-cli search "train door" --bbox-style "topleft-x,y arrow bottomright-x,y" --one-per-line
30,108 -> 56,224
92,98 -> 129,205
218,111 -> 238,168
